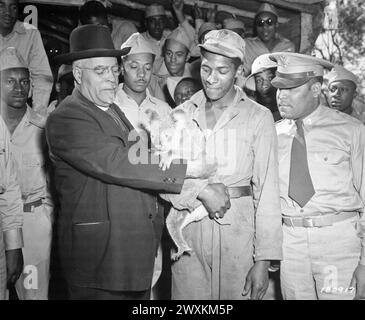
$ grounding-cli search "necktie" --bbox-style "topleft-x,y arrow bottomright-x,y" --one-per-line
288,120 -> 315,207
106,104 -> 128,132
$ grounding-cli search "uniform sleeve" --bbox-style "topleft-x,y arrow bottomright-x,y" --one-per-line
180,19 -> 200,57
0,121 -> 23,250
28,29 -> 53,116
251,111 -> 283,261
161,178 -> 209,211
350,124 -> 365,265
111,19 -> 138,50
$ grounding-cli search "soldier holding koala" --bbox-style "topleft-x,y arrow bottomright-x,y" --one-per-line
163,30 -> 282,300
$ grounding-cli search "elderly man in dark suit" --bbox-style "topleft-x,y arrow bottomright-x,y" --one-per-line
46,25 -> 230,300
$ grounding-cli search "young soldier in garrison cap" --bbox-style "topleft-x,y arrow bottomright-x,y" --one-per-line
155,26 -> 193,104
272,52 -> 365,300
164,29 -> 282,300
245,53 -> 280,121
244,2 -> 295,76
141,3 -> 170,60
1,47 -> 54,300
114,32 -> 171,131
0,47 -> 24,299
326,65 -> 365,124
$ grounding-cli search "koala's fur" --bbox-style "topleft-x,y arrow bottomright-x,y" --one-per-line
143,106 -> 212,260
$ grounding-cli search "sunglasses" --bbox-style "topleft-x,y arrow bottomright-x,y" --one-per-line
255,18 -> 276,27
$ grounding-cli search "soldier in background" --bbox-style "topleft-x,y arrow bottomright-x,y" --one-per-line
326,65 -> 365,124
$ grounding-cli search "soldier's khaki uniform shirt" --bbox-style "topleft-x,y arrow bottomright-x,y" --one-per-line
0,116 -> 23,299
276,104 -> 365,265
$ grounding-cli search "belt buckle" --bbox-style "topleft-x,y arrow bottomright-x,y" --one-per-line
303,217 -> 314,228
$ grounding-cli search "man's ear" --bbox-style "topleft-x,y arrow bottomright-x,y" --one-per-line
73,67 -> 82,85
235,64 -> 244,78
311,81 -> 322,98
185,52 -> 191,62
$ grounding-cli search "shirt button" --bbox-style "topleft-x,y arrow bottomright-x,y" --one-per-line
324,157 -> 328,161
148,213 -> 153,219
300,209 -> 304,213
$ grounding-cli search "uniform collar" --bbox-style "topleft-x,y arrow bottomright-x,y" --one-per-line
118,84 -> 156,107
301,104 -> 325,127
285,104 -> 325,134
189,86 -> 246,132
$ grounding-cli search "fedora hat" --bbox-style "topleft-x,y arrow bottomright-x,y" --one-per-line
55,25 -> 130,64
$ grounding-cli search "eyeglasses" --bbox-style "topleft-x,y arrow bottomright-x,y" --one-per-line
78,65 -> 121,77
255,18 -> 276,27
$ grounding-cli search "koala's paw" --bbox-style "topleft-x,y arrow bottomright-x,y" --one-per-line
171,246 -> 193,261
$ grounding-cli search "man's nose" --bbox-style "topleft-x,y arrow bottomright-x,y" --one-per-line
137,69 -> 145,79
277,89 -> 288,100
171,53 -> 177,63
13,81 -> 23,92
206,71 -> 217,84
105,69 -> 117,82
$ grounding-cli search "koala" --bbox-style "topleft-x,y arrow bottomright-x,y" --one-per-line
143,105 -> 215,261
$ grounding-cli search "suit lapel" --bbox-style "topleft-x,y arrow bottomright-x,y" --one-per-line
110,103 -> 134,132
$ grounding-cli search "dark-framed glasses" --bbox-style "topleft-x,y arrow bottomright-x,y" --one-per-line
255,18 -> 275,27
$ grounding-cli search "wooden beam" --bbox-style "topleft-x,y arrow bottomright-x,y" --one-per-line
19,0 -> 82,6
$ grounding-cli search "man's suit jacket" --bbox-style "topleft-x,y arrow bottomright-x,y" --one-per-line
46,89 -> 186,291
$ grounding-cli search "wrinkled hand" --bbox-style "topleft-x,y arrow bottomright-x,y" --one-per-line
350,264 -> 365,300
193,3 -> 204,20
207,4 -> 218,22
198,183 -> 231,219
6,248 -> 24,288
242,260 -> 270,300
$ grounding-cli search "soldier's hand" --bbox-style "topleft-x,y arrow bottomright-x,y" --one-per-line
207,4 -> 218,22
242,260 -> 270,300
197,183 -> 231,219
6,248 -> 24,288
193,3 -> 204,20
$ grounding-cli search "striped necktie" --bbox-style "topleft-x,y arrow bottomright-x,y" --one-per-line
106,104 -> 128,132
288,119 -> 315,207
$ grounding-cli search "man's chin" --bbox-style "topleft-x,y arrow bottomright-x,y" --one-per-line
330,103 -> 342,110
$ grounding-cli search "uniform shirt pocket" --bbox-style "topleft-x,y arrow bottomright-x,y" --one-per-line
21,152 -> 47,197
312,149 -> 349,165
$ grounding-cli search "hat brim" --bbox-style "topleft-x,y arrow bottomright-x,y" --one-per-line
199,43 -> 243,62
271,76 -> 310,89
54,47 -> 131,65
